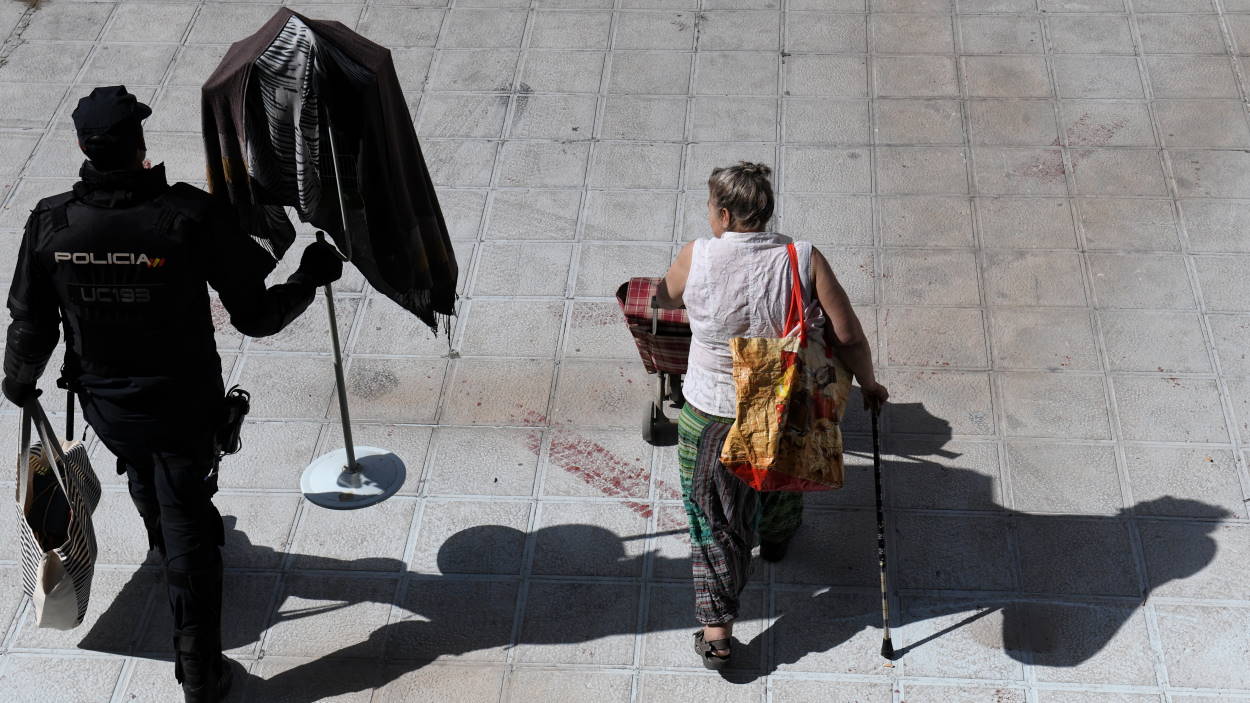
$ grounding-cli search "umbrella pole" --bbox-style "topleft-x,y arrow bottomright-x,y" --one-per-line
324,114 -> 357,475
322,264 -> 357,476
299,114 -> 405,510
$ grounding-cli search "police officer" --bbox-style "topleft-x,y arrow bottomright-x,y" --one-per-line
3,86 -> 344,702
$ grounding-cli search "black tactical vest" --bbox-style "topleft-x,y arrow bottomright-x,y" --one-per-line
35,173 -> 221,386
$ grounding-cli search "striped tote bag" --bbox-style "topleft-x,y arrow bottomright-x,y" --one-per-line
15,399 -> 101,630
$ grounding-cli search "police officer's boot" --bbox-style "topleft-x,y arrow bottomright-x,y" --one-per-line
168,566 -> 228,702
178,648 -> 233,703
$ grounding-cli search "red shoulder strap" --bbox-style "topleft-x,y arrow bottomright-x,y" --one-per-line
785,243 -> 806,341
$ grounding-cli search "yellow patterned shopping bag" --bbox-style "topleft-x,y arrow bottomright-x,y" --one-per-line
719,244 -> 853,492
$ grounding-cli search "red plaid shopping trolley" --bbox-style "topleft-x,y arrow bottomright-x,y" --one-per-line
616,277 -> 692,446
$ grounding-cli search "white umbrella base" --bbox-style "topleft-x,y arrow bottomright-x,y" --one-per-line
300,446 -> 405,510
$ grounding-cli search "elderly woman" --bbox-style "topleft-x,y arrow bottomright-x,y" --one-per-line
656,162 -> 888,668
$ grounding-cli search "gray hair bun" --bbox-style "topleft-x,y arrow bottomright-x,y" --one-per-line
708,161 -> 776,230
735,161 -> 772,178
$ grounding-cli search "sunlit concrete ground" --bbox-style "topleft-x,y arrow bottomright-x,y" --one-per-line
2,0 -> 1250,701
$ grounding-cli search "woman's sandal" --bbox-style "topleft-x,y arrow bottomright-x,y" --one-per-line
693,630 -> 732,670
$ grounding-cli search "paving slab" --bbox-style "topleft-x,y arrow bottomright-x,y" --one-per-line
895,597 -> 1024,680
0,654 -> 124,703
504,669 -> 632,703
374,663 -> 505,703
1005,440 -> 1122,515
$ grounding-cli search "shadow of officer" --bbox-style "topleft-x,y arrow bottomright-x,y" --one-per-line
78,515 -> 407,658
248,523 -> 694,701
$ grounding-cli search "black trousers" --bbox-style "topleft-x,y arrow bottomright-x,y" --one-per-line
83,395 -> 225,681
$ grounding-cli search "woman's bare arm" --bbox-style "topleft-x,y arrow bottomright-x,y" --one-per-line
811,247 -> 889,410
655,241 -> 694,309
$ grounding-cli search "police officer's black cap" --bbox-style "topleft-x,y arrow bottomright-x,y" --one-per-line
71,86 -> 152,138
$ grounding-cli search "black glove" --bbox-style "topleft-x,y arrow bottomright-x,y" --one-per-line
290,241 -> 344,288
2,378 -> 41,407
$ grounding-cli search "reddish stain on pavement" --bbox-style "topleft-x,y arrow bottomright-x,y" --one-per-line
572,303 -> 621,327
519,410 -> 550,426
209,297 -> 231,332
523,423 -> 678,519
656,507 -> 687,535
1014,114 -> 1130,182
1065,114 -> 1129,148
1010,150 -> 1066,184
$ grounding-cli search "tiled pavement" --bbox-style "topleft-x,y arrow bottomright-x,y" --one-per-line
3,0 -> 1250,701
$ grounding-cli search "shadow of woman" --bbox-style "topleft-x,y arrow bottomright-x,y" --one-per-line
719,399 -> 1232,681
744,475 -> 1229,681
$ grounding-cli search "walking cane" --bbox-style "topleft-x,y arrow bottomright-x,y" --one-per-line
872,406 -> 895,660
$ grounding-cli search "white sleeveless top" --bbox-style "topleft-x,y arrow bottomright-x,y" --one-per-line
682,231 -> 822,418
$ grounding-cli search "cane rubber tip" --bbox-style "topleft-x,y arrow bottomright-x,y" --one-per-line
881,639 -> 895,660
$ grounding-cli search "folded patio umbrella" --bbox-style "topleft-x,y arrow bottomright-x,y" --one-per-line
202,8 -> 456,331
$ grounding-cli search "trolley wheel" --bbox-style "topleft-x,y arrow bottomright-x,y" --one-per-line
642,402 -> 658,444
642,402 -> 678,447
667,374 -> 685,408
